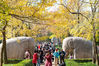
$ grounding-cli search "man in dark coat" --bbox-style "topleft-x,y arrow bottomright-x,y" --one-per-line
59,49 -> 66,64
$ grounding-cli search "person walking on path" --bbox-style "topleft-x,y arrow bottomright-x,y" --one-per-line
53,49 -> 60,66
40,48 -> 44,63
59,49 -> 66,64
37,50 -> 40,66
24,50 -> 30,59
32,50 -> 38,66
45,51 -> 52,66
52,44 -> 55,53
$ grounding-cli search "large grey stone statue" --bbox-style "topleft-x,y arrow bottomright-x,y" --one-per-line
0,37 -> 35,59
62,37 -> 94,59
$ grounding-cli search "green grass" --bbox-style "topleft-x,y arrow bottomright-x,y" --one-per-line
3,59 -> 33,66
3,59 -> 97,66
65,59 -> 96,66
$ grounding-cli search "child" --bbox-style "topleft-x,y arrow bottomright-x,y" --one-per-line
69,53 -> 73,59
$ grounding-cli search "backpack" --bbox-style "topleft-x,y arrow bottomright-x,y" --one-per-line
60,52 -> 65,57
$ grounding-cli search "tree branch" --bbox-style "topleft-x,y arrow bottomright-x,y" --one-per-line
9,13 -> 31,19
81,1 -> 96,4
59,4 -> 89,21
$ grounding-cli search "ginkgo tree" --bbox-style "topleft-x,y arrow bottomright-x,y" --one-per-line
58,0 -> 99,65
0,0 -> 98,65
0,0 -> 11,66
43,3 -> 78,41
45,0 -> 99,65
0,0 -> 58,66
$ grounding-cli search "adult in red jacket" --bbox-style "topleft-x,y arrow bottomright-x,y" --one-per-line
32,50 -> 38,66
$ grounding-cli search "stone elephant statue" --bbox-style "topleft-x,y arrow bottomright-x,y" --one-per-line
62,37 -> 94,59
0,37 -> 35,59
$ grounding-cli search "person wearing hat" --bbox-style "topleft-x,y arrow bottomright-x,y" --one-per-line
53,48 -> 59,66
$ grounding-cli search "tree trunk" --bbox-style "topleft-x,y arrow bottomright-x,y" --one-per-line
92,31 -> 96,63
92,42 -> 96,63
95,47 -> 99,65
2,31 -> 8,64
92,30 -> 99,65
92,21 -> 99,65
1,20 -> 8,64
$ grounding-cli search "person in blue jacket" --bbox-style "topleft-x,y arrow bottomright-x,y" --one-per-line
53,48 -> 59,66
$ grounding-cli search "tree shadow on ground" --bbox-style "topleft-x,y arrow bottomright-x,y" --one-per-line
7,59 -> 23,64
74,59 -> 92,63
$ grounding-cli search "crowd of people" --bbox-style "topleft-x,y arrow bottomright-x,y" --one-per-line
24,42 -> 67,66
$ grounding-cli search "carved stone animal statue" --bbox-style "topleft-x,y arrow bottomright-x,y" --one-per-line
62,37 -> 94,59
0,37 -> 35,59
